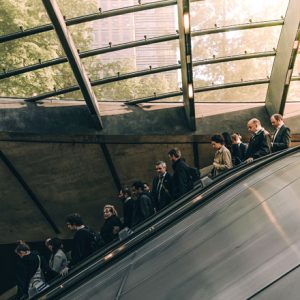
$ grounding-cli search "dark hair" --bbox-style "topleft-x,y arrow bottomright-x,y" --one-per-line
66,213 -> 83,226
15,241 -> 30,254
222,132 -> 232,148
48,238 -> 63,254
272,113 -> 283,121
132,181 -> 145,191
120,186 -> 131,197
168,148 -> 181,158
211,134 -> 224,145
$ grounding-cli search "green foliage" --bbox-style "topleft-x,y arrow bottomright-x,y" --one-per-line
0,0 -> 96,98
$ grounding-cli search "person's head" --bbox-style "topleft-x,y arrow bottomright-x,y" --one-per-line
211,135 -> 224,150
15,241 -> 30,258
143,182 -> 150,192
103,204 -> 118,219
222,132 -> 232,147
231,133 -> 241,144
66,213 -> 84,230
131,181 -> 145,198
247,118 -> 261,134
168,148 -> 181,162
46,238 -> 63,254
118,186 -> 131,200
270,114 -> 284,129
155,161 -> 167,176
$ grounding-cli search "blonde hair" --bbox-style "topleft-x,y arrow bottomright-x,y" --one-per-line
103,204 -> 118,216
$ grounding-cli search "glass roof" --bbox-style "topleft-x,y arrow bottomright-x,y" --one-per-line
0,0 -> 299,106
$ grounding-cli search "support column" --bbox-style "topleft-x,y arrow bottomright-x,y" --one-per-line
177,0 -> 196,131
265,0 -> 300,115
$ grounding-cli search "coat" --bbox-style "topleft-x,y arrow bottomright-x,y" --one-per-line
272,125 -> 291,152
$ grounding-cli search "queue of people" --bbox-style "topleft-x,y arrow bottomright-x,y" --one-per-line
12,113 -> 291,299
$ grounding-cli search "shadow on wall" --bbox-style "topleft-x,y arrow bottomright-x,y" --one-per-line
0,102 -> 190,135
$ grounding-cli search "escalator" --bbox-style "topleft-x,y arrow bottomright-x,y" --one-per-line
38,146 -> 300,300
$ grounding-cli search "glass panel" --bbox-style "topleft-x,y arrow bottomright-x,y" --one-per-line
1,1 -> 49,35
194,84 -> 268,102
82,40 -> 179,83
192,27 -> 281,60
92,70 -> 180,101
191,0 -> 289,30
292,54 -> 300,76
193,57 -> 273,87
287,81 -> 300,103
75,5 -> 177,51
57,0 -> 98,19
0,64 -> 77,98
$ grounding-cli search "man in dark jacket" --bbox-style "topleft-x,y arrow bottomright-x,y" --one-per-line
66,213 -> 95,267
151,160 -> 173,211
168,148 -> 193,199
245,118 -> 271,163
270,113 -> 291,152
118,187 -> 134,229
131,181 -> 155,227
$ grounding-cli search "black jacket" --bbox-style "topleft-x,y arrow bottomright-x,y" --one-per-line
70,227 -> 94,266
172,159 -> 193,199
100,215 -> 123,244
123,196 -> 134,228
151,172 -> 173,211
272,125 -> 291,152
232,143 -> 248,165
245,129 -> 271,160
131,192 -> 155,227
15,252 -> 39,299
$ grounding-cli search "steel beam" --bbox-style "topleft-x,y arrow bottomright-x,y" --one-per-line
0,150 -> 60,234
126,91 -> 183,105
42,0 -> 102,129
25,51 -> 275,103
126,78 -> 269,105
0,34 -> 178,80
177,0 -> 195,130
1,18 -> 282,80
192,19 -> 284,37
265,0 -> 300,115
0,0 -> 177,43
100,144 -> 122,192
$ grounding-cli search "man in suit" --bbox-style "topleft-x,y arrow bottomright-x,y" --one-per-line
245,118 -> 271,163
151,161 -> 173,212
270,113 -> 291,152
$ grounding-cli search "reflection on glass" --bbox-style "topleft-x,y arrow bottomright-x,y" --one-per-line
194,84 -> 268,102
191,0 -> 289,30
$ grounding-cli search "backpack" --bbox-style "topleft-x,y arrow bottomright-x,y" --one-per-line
188,166 -> 201,185
83,227 -> 105,252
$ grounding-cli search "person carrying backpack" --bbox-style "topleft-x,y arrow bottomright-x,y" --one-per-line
65,213 -> 97,268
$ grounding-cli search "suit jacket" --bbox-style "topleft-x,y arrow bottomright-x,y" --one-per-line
151,172 -> 173,211
272,125 -> 291,152
245,129 -> 271,159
